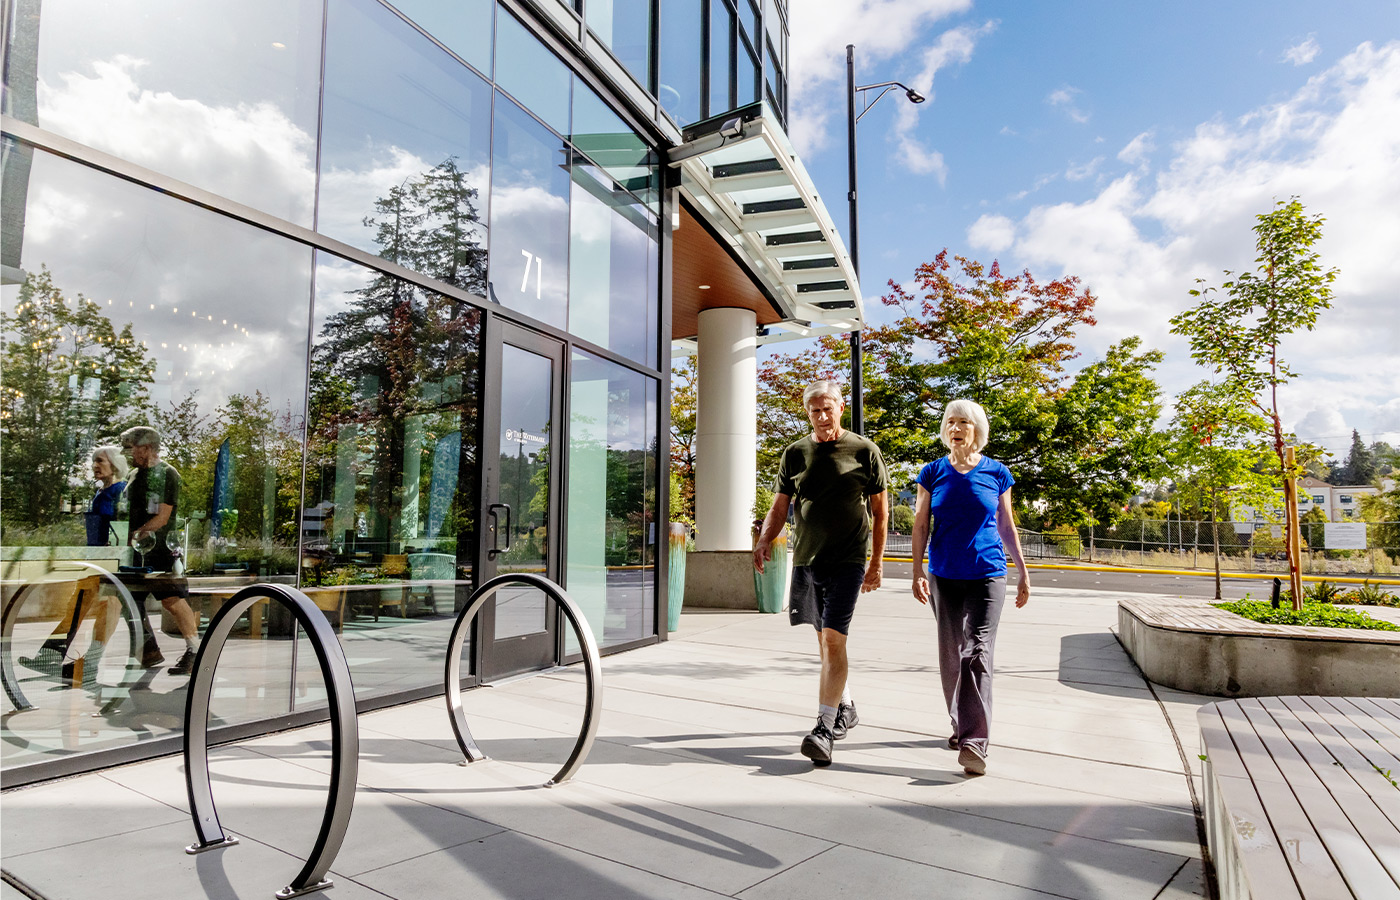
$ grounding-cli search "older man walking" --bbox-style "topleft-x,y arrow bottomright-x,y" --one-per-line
753,380 -> 889,766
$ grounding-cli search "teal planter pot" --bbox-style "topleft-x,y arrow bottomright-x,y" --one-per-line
753,527 -> 789,614
667,523 -> 688,632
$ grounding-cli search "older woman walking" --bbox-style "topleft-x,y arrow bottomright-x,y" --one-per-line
911,399 -> 1030,776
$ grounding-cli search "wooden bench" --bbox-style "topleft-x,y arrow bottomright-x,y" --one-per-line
1198,696 -> 1400,900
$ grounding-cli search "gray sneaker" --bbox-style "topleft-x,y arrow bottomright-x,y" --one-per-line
959,745 -> 986,776
832,701 -> 859,740
801,719 -> 835,766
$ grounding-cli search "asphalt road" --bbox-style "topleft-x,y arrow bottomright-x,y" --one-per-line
881,561 -> 1395,601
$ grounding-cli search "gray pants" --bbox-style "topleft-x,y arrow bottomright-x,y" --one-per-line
932,575 -> 1006,756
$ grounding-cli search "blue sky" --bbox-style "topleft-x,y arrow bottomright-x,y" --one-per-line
786,1 -> 1400,459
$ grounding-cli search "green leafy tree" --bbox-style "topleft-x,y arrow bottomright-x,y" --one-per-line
1169,381 -> 1275,598
669,356 -> 698,521
753,336 -> 844,478
1,266 -> 155,530
1039,336 -> 1167,535
1170,198 -> 1338,602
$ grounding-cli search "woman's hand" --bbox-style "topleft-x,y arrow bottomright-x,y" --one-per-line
912,573 -> 931,605
1015,576 -> 1030,608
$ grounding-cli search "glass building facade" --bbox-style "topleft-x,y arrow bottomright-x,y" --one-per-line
0,0 -> 787,784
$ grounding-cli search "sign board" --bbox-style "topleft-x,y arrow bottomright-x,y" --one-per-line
1324,522 -> 1368,551
1232,521 -> 1255,535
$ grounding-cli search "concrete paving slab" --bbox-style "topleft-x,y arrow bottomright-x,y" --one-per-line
1,772 -> 185,857
1,584 -> 1213,900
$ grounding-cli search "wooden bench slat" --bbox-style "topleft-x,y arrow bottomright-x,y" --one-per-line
1201,704 -> 1252,782
1350,697 -> 1400,742
1212,772 -> 1306,900
1260,698 -> 1400,893
1280,696 -> 1400,830
1218,700 -> 1290,785
1232,699 -> 1382,899
1327,698 -> 1400,764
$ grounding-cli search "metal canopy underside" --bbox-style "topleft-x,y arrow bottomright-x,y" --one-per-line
668,103 -> 862,356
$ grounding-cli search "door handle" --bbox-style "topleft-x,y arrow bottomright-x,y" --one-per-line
488,503 -> 512,559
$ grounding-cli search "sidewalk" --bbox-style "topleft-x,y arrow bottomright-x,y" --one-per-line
1,584 -> 1212,900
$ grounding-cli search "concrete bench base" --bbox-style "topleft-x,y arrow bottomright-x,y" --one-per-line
1118,596 -> 1400,697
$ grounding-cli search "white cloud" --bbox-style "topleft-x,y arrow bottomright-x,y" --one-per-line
786,0 -> 976,157
1118,131 -> 1156,166
887,22 -> 996,181
990,41 -> 1400,443
1285,37 -> 1321,66
1065,156 -> 1105,181
1047,86 -> 1090,123
967,214 -> 1016,252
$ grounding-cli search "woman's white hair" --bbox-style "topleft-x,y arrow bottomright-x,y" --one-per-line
938,399 -> 991,452
801,380 -> 845,407
93,444 -> 130,482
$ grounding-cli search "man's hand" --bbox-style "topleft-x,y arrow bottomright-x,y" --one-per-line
752,540 -> 771,573
861,562 -> 882,593
912,573 -> 931,605
1015,576 -> 1030,608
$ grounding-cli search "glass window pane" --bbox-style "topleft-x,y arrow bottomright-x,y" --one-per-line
303,250 -> 482,704
658,0 -> 702,127
567,352 -> 657,650
319,0 -> 492,297
493,344 -> 553,638
1,143 -> 311,770
586,0 -> 652,91
388,0 -> 494,75
708,0 -> 733,117
494,9 -> 571,136
3,0 -> 321,226
571,84 -> 660,211
570,165 -> 659,367
488,93 -> 571,329
744,42 -> 761,104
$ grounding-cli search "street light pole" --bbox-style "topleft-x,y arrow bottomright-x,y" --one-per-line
845,45 -> 926,436
846,44 -> 863,434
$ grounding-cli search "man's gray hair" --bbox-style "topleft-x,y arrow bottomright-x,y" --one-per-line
801,380 -> 845,407
120,425 -> 161,449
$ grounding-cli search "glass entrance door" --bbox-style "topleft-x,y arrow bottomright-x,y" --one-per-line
480,318 -> 564,679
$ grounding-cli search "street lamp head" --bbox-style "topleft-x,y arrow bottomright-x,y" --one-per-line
905,88 -> 927,104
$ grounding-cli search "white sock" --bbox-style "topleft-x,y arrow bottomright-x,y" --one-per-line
840,684 -> 852,705
185,636 -> 198,652
818,704 -> 838,730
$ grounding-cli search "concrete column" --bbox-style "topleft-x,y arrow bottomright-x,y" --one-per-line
694,306 -> 757,552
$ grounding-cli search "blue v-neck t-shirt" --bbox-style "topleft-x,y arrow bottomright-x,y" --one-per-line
916,456 -> 1014,580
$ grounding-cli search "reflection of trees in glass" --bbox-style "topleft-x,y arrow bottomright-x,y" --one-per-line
1,266 -> 155,530
309,159 -> 484,556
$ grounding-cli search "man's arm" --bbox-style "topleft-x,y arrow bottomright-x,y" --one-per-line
996,489 -> 1030,608
861,490 -> 887,592
911,485 -> 931,604
753,493 -> 791,573
135,502 -> 173,539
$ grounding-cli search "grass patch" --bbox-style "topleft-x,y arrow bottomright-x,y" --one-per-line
1213,599 -> 1400,630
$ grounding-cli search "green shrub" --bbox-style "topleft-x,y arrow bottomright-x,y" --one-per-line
1213,599 -> 1400,631
890,504 -> 916,534
1305,580 -> 1345,604
1340,581 -> 1400,607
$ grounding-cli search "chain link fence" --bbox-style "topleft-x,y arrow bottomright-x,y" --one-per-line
886,521 -> 1400,577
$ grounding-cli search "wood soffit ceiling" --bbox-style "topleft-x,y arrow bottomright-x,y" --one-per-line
671,203 -> 784,341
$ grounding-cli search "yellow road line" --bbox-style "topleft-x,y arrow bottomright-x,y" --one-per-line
881,558 -> 1400,586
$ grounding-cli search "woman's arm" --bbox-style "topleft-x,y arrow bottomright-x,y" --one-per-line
911,485 -> 932,604
996,488 -> 1030,607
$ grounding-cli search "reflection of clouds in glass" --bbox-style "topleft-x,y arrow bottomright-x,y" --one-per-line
311,256 -> 374,329
317,149 -> 489,255
490,182 -> 569,221
38,56 -> 316,226
14,150 -> 311,413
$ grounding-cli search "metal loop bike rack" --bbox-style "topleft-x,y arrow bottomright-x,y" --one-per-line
1,562 -> 147,712
182,583 -> 358,900
444,573 -> 604,787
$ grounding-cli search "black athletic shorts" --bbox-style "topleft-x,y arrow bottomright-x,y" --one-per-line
788,563 -> 865,635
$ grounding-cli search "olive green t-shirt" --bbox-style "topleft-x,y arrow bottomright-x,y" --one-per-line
773,431 -> 889,567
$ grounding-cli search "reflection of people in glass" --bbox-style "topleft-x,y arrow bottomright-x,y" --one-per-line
84,444 -> 129,546
122,426 -> 200,675
18,446 -> 132,683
